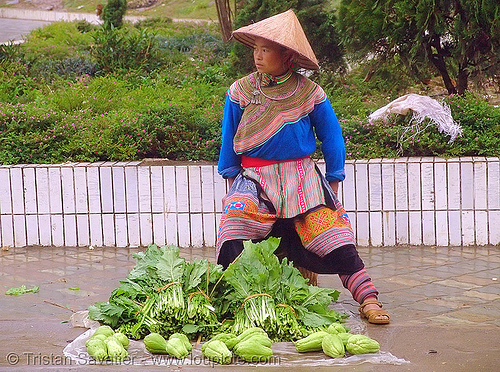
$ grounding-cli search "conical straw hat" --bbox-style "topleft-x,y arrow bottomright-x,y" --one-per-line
232,9 -> 319,70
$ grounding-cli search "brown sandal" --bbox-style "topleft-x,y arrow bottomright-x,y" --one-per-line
359,300 -> 390,324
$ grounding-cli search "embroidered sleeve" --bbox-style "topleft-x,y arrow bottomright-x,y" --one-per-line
312,84 -> 327,105
228,76 -> 253,108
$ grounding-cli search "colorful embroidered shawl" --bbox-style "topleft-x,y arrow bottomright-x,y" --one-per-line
228,72 -> 326,154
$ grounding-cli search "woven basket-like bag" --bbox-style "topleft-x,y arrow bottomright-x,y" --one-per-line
297,266 -> 318,286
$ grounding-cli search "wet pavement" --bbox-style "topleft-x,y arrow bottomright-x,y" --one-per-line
0,245 -> 499,371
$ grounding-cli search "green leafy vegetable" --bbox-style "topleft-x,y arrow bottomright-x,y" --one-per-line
5,285 -> 39,295
222,237 -> 344,340
156,246 -> 186,282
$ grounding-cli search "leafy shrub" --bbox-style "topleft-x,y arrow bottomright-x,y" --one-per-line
134,17 -> 173,29
41,75 -> 130,113
101,0 -> 128,29
157,33 -> 225,54
0,61 -> 43,103
444,93 -> 500,156
29,58 -> 97,80
0,43 -> 22,62
21,21 -> 94,61
0,103 -> 68,163
75,20 -> 100,33
0,70 -> 224,164
91,27 -> 166,74
127,105 -> 220,160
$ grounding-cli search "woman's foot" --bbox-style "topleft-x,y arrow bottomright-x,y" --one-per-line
359,299 -> 390,324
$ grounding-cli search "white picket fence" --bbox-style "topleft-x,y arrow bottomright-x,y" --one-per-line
0,157 -> 499,248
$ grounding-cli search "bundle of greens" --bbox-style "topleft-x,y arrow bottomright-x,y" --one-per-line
88,238 -> 345,342
222,238 -> 344,341
89,244 -> 224,340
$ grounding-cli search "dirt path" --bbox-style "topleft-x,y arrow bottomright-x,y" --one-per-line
2,0 -> 65,12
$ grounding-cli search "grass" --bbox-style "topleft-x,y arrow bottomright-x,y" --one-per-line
0,0 -> 220,20
136,0 -> 218,20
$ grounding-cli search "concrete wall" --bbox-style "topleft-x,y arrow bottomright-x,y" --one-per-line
0,8 -> 208,23
0,157 -> 499,248
0,8 -> 104,23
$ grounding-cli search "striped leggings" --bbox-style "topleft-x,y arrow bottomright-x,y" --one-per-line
339,268 -> 379,304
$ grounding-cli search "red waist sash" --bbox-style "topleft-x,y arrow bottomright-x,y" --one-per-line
241,155 -> 310,168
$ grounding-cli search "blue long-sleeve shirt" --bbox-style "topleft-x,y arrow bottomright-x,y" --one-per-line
218,92 -> 346,182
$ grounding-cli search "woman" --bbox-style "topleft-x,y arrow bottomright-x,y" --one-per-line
216,10 -> 390,324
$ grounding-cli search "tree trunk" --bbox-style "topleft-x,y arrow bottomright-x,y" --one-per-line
430,53 -> 457,95
456,64 -> 468,95
215,0 -> 233,42
425,34 -> 457,95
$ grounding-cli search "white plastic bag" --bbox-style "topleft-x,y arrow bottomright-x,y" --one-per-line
70,310 -> 100,328
63,305 -> 409,367
369,93 -> 463,143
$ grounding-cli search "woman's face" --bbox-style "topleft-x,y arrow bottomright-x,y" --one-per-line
253,37 -> 290,76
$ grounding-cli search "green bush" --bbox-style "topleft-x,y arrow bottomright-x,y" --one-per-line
0,61 -> 43,103
444,93 -> 500,157
0,103 -> 68,163
0,70 -> 225,164
90,27 -> 162,74
0,43 -> 22,62
21,21 -> 94,61
134,17 -> 173,29
29,57 -> 97,80
40,75 -> 130,113
101,0 -> 128,29
75,20 -> 100,33
132,105 -> 221,160
6,21 -> 96,82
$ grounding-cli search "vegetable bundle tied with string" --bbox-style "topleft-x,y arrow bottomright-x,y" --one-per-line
224,239 -> 281,335
222,238 -> 344,341
89,244 -> 224,340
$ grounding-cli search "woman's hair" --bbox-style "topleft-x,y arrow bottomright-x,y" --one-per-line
271,43 -> 298,71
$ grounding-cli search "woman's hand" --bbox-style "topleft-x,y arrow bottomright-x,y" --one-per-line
222,177 -> 235,209
329,180 -> 339,197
